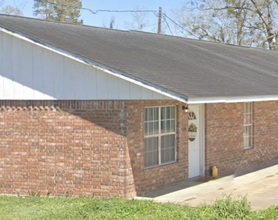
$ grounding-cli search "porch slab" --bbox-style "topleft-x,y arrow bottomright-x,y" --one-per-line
135,164 -> 278,210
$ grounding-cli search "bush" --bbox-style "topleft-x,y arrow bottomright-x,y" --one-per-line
212,195 -> 252,220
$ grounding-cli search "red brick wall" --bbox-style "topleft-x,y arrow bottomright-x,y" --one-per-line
3,99 -> 277,197
126,100 -> 188,194
206,101 -> 278,176
0,99 -> 189,197
0,100 -> 136,198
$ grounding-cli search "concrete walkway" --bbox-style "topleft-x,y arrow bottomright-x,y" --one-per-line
135,164 -> 278,210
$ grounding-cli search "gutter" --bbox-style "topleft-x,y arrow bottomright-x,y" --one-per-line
188,95 -> 278,104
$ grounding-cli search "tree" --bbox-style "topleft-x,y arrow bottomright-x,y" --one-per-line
33,0 -> 83,24
174,0 -> 278,50
109,16 -> 115,29
125,6 -> 150,31
1,5 -> 23,15
0,0 -> 26,16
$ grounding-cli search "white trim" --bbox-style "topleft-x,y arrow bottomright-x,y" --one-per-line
188,95 -> 278,104
199,104 -> 206,176
187,104 -> 205,178
0,27 -> 187,103
243,102 -> 253,149
144,106 -> 177,168
188,104 -> 205,178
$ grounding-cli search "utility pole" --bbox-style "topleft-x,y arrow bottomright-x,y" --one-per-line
157,7 -> 162,34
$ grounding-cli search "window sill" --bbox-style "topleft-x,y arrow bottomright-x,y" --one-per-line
244,146 -> 254,151
144,161 -> 177,170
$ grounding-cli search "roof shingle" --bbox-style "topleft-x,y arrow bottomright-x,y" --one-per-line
1,14 -> 278,100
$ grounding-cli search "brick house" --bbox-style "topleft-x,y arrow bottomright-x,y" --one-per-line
1,14 -> 278,198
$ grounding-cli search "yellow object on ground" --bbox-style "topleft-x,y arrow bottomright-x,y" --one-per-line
212,166 -> 218,178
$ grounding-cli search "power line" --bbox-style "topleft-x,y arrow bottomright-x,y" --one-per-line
162,15 -> 173,35
38,0 -> 187,35
41,1 -> 158,15
83,9 -> 158,15
162,14 -> 188,35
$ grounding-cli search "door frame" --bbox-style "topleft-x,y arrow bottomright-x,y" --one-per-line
188,104 -> 206,178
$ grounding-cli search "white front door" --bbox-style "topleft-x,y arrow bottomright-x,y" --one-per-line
188,105 -> 202,178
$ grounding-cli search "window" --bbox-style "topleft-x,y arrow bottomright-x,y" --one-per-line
244,102 -> 253,149
144,106 -> 176,168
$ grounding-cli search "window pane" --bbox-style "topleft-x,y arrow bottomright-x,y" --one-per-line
149,108 -> 153,121
244,103 -> 248,113
248,134 -> 252,147
144,122 -> 148,136
161,121 -> 165,134
154,121 -> 159,135
244,113 -> 251,125
166,107 -> 171,119
148,137 -> 157,151
245,103 -> 250,114
166,120 -> 171,133
154,108 -> 159,121
161,134 -> 175,163
170,106 -> 176,119
145,108 -> 148,121
149,122 -> 154,135
244,126 -> 247,137
161,134 -> 175,150
145,137 -> 159,167
170,120 -> 175,132
161,135 -> 168,150
161,107 -> 166,120
244,125 -> 252,148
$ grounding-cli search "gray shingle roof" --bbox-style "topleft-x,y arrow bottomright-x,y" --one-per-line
1,14 -> 278,101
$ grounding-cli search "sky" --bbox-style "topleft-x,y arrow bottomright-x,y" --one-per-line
2,0 -> 188,34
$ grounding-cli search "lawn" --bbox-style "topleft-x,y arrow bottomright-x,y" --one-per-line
0,195 -> 277,220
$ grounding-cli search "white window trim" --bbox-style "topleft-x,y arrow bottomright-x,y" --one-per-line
244,102 -> 253,149
144,106 -> 177,168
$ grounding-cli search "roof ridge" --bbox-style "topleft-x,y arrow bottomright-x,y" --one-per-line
0,13 -> 131,34
0,14 -> 272,51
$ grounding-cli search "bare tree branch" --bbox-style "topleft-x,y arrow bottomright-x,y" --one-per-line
173,0 -> 278,50
125,6 -> 150,31
0,0 -> 5,7
250,0 -> 268,27
0,0 -> 27,16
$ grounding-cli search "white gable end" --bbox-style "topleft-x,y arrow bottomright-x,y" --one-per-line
0,31 -> 171,100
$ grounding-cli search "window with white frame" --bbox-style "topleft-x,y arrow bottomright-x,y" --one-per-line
244,102 -> 253,149
144,106 -> 176,168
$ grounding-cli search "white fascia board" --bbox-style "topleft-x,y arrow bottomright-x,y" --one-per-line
188,95 -> 278,104
0,27 -> 188,103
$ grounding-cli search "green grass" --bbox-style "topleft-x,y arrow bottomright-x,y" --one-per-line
0,195 -> 277,220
